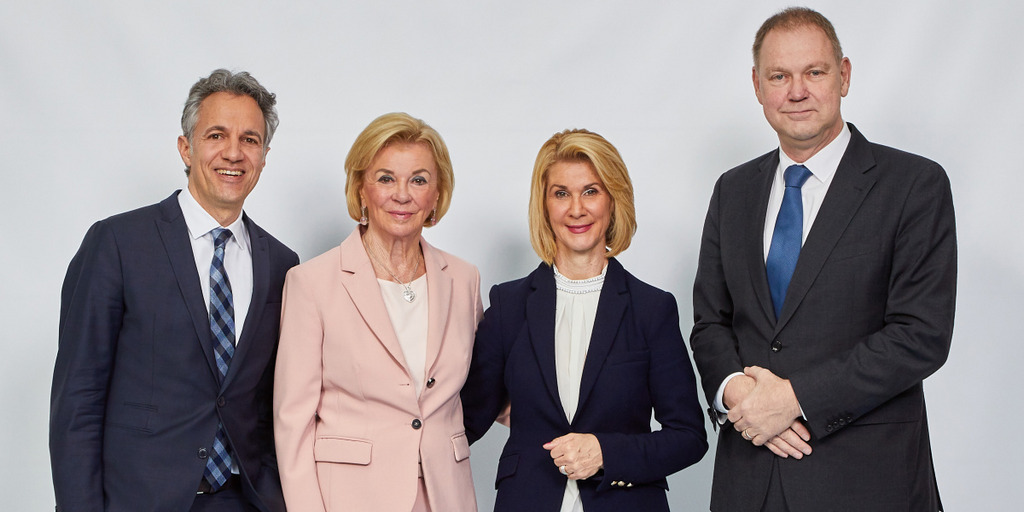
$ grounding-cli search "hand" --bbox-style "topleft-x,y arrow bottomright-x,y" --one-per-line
729,366 -> 802,445
763,420 -> 812,459
723,374 -> 755,409
543,433 -> 603,480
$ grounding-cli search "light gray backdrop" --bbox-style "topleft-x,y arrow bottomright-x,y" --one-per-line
2,0 -> 1020,510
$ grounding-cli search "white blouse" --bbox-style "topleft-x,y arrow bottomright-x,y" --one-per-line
553,263 -> 606,512
378,274 -> 429,396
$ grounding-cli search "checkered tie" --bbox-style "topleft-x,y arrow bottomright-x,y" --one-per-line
204,228 -> 235,490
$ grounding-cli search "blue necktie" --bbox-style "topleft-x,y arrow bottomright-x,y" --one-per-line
766,165 -> 813,319
204,228 -> 235,490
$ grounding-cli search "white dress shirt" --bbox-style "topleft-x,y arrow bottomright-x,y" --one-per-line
177,189 -> 254,345
553,263 -> 606,512
713,124 -> 852,417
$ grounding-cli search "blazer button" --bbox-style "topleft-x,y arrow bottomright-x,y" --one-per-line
426,377 -> 436,389
412,419 -> 422,429
198,447 -> 208,459
771,339 -> 783,352
217,396 -> 226,407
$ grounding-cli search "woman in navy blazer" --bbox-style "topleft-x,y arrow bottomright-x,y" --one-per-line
463,129 -> 707,512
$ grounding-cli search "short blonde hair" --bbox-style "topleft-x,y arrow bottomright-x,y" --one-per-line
344,112 -> 454,227
528,129 -> 636,264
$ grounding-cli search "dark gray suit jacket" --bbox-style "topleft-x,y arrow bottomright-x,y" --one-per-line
691,124 -> 955,511
51,192 -> 298,512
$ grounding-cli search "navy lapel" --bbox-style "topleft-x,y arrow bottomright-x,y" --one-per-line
747,152 -> 780,324
525,263 -> 566,421
774,125 -> 877,333
222,215 -> 269,390
155,192 -> 220,381
574,258 -> 629,423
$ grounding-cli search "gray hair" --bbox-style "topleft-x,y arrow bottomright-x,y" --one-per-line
180,69 -> 279,175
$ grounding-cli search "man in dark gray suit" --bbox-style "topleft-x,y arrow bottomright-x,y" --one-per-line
690,7 -> 955,511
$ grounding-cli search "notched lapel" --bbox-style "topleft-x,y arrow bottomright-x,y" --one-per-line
337,233 -> 411,372
747,153 -> 780,323
423,239 -> 452,380
525,265 -> 565,420
155,195 -> 219,382
222,217 -> 269,390
775,131 -> 878,332
574,259 -> 628,422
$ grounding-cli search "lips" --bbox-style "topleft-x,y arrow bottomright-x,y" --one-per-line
567,224 -> 592,234
216,169 -> 244,176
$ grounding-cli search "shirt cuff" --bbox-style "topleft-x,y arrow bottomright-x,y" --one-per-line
713,372 -> 745,423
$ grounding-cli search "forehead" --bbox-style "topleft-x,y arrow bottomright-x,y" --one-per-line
196,92 -> 265,133
759,25 -> 835,68
547,160 -> 601,186
368,141 -> 437,172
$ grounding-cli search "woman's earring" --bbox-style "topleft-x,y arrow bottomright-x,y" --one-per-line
359,206 -> 368,226
429,209 -> 437,226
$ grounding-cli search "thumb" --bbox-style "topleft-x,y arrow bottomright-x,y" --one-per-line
543,434 -> 571,451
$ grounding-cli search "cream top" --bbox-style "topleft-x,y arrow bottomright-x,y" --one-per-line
378,274 -> 429,396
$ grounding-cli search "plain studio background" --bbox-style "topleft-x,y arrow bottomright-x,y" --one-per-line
2,1 -> 1020,510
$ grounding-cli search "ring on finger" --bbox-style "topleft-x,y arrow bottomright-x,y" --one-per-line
742,429 -> 753,441
559,465 -> 567,475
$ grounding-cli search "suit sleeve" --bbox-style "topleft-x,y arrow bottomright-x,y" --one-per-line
790,162 -> 957,438
690,177 -> 746,408
461,285 -> 508,444
273,266 -> 328,512
50,220 -> 124,512
594,291 -> 709,488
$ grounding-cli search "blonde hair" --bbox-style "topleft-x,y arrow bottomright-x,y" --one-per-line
344,112 -> 454,227
528,129 -> 636,264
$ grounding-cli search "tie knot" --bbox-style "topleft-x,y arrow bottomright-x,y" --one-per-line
784,164 -> 813,188
211,228 -> 233,248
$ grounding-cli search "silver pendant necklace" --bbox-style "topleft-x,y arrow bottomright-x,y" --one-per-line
367,245 -> 420,303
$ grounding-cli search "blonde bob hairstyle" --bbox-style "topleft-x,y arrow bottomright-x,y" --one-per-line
344,112 -> 454,227
528,129 -> 637,264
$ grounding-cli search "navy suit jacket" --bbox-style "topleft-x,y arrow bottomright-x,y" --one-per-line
691,124 -> 956,511
463,258 -> 707,512
50,192 -> 298,512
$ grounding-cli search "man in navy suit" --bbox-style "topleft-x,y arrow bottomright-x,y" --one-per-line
50,69 -> 298,512
690,8 -> 956,511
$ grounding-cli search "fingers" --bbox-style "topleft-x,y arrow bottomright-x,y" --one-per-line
790,420 -> 811,442
777,426 -> 812,456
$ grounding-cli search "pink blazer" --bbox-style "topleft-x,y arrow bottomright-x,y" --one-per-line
274,228 -> 482,512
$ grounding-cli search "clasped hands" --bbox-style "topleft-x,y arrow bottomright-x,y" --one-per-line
726,366 -> 812,459
543,433 -> 603,480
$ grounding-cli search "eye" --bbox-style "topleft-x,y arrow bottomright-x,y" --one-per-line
553,190 -> 569,198
770,73 -> 785,81
809,69 -> 824,77
244,137 -> 260,145
376,174 -> 394,183
411,175 -> 429,185
209,133 -> 223,140
583,187 -> 599,196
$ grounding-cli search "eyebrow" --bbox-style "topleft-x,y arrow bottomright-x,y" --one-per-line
548,182 -> 602,190
203,125 -> 264,141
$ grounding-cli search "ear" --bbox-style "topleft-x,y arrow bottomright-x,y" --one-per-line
752,66 -> 765,106
839,57 -> 852,97
177,135 -> 192,168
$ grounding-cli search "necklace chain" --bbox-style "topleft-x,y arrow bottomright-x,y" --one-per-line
365,241 -> 421,303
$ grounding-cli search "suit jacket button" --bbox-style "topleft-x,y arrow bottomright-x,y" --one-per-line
198,448 -> 208,459
426,377 -> 436,388
771,340 -> 783,352
825,424 -> 833,432
217,396 -> 226,407
412,419 -> 422,429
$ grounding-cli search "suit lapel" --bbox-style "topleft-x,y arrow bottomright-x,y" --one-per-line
422,238 -> 452,381
221,215 -> 268,390
155,193 -> 220,381
774,125 -> 877,333
574,258 -> 628,423
337,229 -> 411,372
747,153 -> 780,323
525,264 -> 565,420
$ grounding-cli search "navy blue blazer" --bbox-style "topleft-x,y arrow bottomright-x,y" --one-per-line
463,258 -> 707,512
50,192 -> 298,512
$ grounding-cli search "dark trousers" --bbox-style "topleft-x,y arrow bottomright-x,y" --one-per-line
760,458 -> 791,512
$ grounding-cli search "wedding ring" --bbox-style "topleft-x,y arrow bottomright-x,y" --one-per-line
742,429 -> 753,441
559,465 -> 568,475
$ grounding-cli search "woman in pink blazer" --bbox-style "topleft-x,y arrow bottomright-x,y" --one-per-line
274,113 -> 481,512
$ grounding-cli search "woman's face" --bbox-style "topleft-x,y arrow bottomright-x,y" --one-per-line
545,160 -> 612,261
359,142 -> 439,242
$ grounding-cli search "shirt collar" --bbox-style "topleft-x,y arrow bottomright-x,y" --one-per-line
177,188 -> 251,252
777,122 -> 852,184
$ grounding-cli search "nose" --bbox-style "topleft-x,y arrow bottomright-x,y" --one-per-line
788,75 -> 808,101
392,180 -> 412,203
223,138 -> 244,162
568,196 -> 585,217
